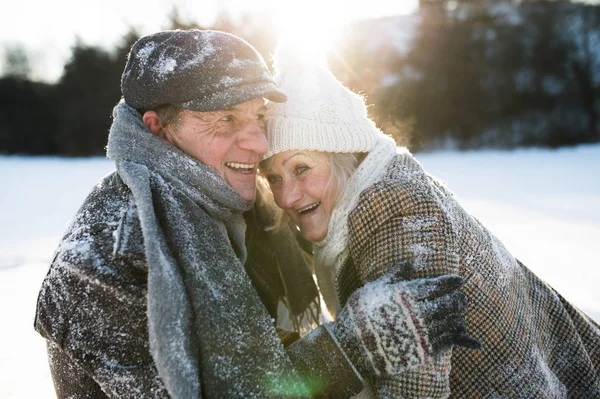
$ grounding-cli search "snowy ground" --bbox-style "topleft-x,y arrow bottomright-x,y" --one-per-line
1,144 -> 599,398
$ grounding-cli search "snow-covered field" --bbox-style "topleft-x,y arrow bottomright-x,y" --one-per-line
1,144 -> 599,398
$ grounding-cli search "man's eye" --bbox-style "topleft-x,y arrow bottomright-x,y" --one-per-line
297,166 -> 309,174
220,115 -> 233,122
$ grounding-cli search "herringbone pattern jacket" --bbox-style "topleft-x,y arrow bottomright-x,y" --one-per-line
337,153 -> 600,398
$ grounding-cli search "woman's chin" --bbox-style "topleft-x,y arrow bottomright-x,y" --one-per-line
299,227 -> 327,242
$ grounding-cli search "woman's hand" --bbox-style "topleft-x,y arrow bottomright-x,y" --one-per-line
331,269 -> 480,378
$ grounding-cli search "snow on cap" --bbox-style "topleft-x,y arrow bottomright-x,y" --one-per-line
264,42 -> 380,159
121,29 -> 286,112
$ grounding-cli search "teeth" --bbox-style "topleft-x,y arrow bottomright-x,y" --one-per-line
299,202 -> 320,214
226,162 -> 254,170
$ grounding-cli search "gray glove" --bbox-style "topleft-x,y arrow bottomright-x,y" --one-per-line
331,271 -> 480,378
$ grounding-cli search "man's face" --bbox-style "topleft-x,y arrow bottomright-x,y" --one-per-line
164,97 -> 268,200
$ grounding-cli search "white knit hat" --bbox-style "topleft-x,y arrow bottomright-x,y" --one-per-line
264,46 -> 381,159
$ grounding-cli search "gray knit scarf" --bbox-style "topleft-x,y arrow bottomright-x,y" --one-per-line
107,102 -> 305,398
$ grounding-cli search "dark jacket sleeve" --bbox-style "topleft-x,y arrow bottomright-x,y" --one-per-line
35,249 -> 170,399
286,325 -> 365,398
46,341 -> 108,399
34,178 -> 171,399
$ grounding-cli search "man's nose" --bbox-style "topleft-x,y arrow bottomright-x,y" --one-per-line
238,121 -> 268,155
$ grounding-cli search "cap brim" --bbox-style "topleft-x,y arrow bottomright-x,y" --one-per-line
263,88 -> 287,103
177,83 -> 287,112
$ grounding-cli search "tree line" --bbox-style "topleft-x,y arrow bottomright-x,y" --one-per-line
334,0 -> 600,150
1,0 -> 599,156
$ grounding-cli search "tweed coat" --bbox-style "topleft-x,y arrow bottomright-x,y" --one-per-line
34,172 -> 359,398
336,152 -> 600,398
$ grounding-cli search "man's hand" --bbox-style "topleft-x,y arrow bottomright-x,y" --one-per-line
331,270 -> 480,378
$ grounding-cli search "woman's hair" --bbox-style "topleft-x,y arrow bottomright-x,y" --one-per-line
259,151 -> 366,233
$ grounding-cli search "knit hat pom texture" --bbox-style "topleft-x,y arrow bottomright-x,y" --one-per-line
264,47 -> 380,159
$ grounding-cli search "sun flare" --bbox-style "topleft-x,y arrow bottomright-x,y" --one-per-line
265,0 -> 419,67
269,0 -> 349,63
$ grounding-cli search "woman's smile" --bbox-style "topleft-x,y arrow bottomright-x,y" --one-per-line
262,151 -> 336,242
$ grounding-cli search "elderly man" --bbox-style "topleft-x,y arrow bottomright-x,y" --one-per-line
34,29 -> 359,399
34,29 -> 473,399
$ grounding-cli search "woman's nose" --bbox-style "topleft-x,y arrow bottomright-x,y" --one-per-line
279,180 -> 302,209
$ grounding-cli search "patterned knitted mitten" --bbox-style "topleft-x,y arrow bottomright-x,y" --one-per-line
331,272 -> 480,378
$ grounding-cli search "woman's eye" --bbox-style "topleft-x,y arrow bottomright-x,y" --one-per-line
220,115 -> 233,122
266,175 -> 281,184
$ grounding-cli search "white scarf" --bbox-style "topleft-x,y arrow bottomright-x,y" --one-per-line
313,134 -> 401,317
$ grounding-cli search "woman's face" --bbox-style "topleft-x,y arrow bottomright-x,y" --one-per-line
263,151 -> 336,242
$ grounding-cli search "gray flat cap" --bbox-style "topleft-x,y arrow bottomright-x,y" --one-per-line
121,29 -> 286,112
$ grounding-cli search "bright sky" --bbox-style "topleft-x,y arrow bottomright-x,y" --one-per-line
1,0 -> 418,82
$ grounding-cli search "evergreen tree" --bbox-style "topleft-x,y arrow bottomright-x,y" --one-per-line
54,35 -> 138,156
0,77 -> 58,154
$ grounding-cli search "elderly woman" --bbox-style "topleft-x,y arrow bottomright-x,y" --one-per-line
260,55 -> 600,398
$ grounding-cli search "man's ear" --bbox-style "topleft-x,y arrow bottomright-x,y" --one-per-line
142,111 -> 165,138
